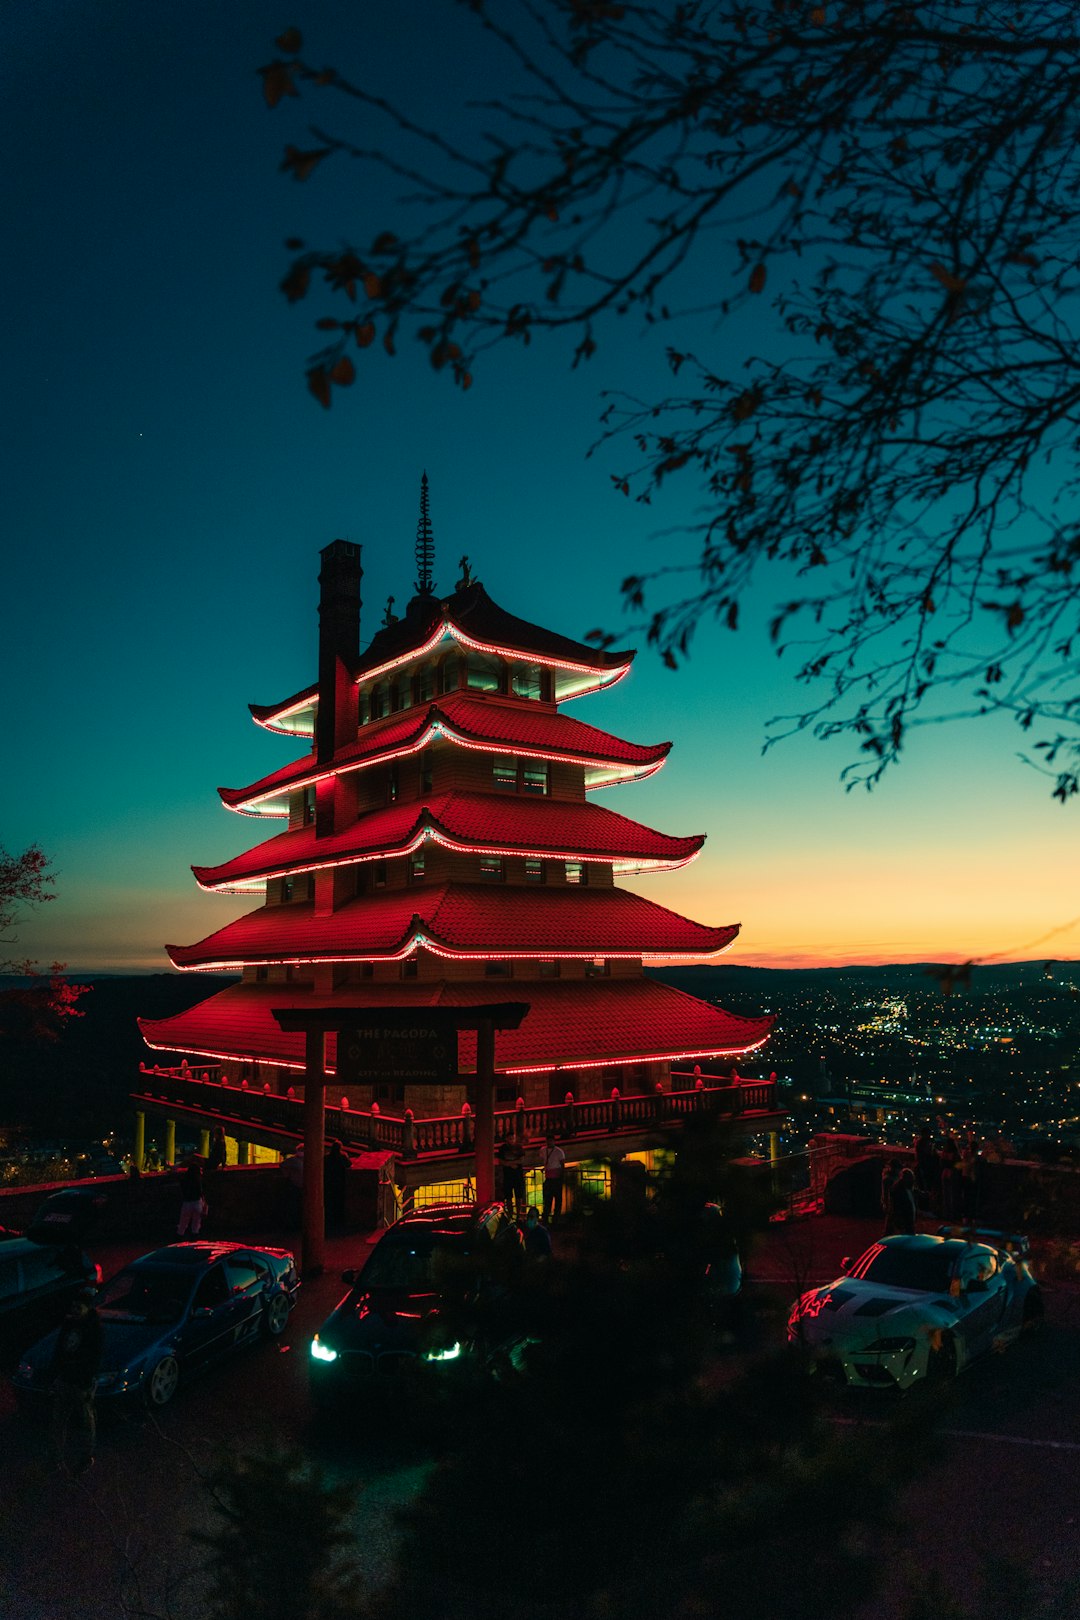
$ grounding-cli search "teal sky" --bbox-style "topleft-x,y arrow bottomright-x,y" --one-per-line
4,3 -> 1077,977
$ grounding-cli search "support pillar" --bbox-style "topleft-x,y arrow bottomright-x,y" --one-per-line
769,1129 -> 781,1196
199,1128 -> 211,1159
237,1139 -> 250,1166
133,1110 -> 145,1172
474,1020 -> 496,1206
302,1031 -> 327,1276
164,1118 -> 176,1166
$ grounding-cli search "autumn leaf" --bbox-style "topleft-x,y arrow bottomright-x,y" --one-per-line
280,263 -> 310,303
929,262 -> 967,293
275,26 -> 302,53
330,357 -> 355,386
363,272 -> 382,298
307,367 -> 331,408
810,6 -> 827,23
460,372 -> 473,391
280,144 -> 330,182
355,321 -> 377,349
259,62 -> 298,109
749,263 -> 767,294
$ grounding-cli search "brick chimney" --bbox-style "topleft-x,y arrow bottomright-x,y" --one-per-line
316,539 -> 362,766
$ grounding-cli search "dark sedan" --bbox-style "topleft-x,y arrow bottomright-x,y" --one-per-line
12,1240 -> 299,1408
309,1202 -> 528,1405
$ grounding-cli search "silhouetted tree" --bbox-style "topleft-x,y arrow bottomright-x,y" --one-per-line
260,6 -> 1080,797
0,843 -> 87,1038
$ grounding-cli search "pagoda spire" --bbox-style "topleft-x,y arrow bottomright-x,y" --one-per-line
414,471 -> 435,596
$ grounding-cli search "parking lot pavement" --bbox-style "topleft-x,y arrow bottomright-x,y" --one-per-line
4,1215 -> 1080,1617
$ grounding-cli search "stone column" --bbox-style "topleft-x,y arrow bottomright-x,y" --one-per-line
164,1118 -> 176,1166
237,1139 -> 250,1166
474,1020 -> 496,1205
302,1029 -> 327,1276
133,1110 -> 145,1172
199,1128 -> 211,1159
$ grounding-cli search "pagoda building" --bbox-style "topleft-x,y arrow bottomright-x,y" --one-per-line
139,485 -> 771,1135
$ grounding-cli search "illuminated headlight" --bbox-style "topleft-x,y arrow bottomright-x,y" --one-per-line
422,1341 -> 462,1363
97,1368 -> 136,1391
310,1335 -> 338,1363
864,1336 -> 916,1354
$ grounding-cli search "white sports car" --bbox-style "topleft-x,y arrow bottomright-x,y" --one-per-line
787,1229 -> 1042,1390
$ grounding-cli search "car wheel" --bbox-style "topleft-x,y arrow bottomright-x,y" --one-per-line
263,1290 -> 290,1338
928,1331 -> 957,1380
1022,1289 -> 1044,1332
145,1355 -> 180,1407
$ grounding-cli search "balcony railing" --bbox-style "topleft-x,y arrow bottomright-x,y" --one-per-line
134,1064 -> 781,1160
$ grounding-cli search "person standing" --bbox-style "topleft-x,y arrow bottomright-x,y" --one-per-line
889,1168 -> 918,1236
881,1157 -> 903,1234
281,1143 -> 304,1229
497,1136 -> 526,1220
523,1206 -> 552,1261
176,1156 -> 204,1239
323,1139 -> 349,1230
50,1288 -> 102,1476
542,1133 -> 566,1226
207,1126 -> 228,1171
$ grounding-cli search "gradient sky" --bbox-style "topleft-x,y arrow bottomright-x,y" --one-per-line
5,3 -> 1077,976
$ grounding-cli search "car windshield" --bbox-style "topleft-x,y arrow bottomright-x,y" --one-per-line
360,1236 -> 466,1293
97,1266 -> 191,1324
845,1243 -> 954,1294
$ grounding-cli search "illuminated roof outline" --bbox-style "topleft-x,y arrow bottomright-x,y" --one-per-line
250,580 -> 634,735
138,977 -> 772,1076
193,792 -> 705,893
165,884 -> 740,971
221,694 -> 671,816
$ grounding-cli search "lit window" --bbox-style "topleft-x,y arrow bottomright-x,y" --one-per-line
466,653 -> 502,692
538,959 -> 560,978
281,875 -> 295,902
492,760 -> 517,791
358,689 -> 371,726
512,664 -> 543,700
373,682 -> 390,719
418,664 -> 435,703
410,849 -> 426,882
480,856 -> 504,881
302,785 -> 316,825
439,657 -> 460,694
564,861 -> 585,885
392,678 -> 411,713
522,764 -> 549,796
525,859 -> 544,883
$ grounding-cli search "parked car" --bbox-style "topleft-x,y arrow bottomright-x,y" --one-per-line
309,1202 -> 528,1404
12,1240 -> 299,1408
787,1228 -> 1042,1391
26,1186 -> 110,1245
0,1233 -> 101,1363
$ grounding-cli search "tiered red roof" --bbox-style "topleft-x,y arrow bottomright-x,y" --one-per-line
251,582 -> 633,735
221,694 -> 670,815
193,793 -> 704,892
166,886 -> 739,970
139,978 -> 771,1075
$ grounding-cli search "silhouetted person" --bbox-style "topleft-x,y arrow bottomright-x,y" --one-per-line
889,1168 -> 917,1236
176,1157 -> 204,1238
523,1206 -> 552,1261
498,1136 -> 526,1219
323,1140 -> 349,1230
50,1288 -> 102,1476
207,1126 -> 227,1171
542,1133 -> 566,1225
881,1157 -> 903,1233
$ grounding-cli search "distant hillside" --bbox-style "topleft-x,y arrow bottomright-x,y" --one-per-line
0,975 -> 236,1137
648,959 -> 1080,1000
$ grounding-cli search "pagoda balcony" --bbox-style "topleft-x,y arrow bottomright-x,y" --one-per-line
133,1063 -> 783,1178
